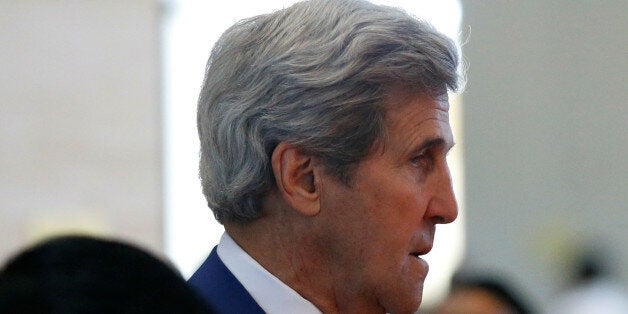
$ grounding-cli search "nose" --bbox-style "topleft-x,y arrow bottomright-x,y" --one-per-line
425,163 -> 458,224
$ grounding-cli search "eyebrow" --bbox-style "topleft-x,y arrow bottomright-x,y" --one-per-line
414,137 -> 455,155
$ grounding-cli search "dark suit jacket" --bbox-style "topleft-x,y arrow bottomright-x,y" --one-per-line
188,247 -> 265,314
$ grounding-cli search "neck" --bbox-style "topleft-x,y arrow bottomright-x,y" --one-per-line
223,196 -> 384,313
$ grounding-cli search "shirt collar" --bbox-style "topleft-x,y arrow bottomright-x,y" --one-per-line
217,232 -> 322,314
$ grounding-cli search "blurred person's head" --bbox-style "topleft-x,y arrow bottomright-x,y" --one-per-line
568,243 -> 612,286
434,272 -> 533,314
0,235 -> 209,313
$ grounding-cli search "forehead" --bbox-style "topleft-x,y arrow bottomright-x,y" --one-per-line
383,85 -> 450,113
380,89 -> 452,141
356,88 -> 453,163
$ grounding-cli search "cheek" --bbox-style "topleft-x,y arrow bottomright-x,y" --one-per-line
370,182 -> 430,227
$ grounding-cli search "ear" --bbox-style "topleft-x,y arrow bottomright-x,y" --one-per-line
271,142 -> 321,216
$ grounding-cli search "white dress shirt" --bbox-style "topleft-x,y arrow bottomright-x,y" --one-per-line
217,232 -> 322,314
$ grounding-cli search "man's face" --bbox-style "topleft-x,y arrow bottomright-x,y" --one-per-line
317,91 -> 458,313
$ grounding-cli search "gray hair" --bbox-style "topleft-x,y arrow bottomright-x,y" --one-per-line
198,0 -> 461,223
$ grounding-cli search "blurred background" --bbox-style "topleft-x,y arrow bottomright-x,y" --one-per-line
1,0 -> 626,312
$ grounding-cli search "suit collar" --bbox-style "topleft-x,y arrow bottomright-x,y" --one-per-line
188,247 -> 264,314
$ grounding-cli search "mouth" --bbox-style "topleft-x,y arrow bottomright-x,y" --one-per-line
410,243 -> 433,258
409,251 -> 430,277
409,243 -> 433,272
410,252 -> 428,263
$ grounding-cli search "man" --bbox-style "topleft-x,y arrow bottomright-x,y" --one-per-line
189,0 -> 461,313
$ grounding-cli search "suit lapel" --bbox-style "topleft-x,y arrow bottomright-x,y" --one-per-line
188,247 -> 265,314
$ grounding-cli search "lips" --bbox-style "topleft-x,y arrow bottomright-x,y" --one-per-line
409,251 -> 430,278
410,243 -> 433,258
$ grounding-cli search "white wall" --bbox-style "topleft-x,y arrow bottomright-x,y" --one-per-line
0,1 -> 163,261
461,0 -> 627,310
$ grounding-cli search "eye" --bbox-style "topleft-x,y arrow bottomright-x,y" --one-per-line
411,152 -> 434,170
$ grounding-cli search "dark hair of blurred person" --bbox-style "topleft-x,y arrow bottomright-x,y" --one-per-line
433,272 -> 534,314
0,235 -> 211,314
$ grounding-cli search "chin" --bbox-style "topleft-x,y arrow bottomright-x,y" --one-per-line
381,286 -> 424,314
386,301 -> 422,314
